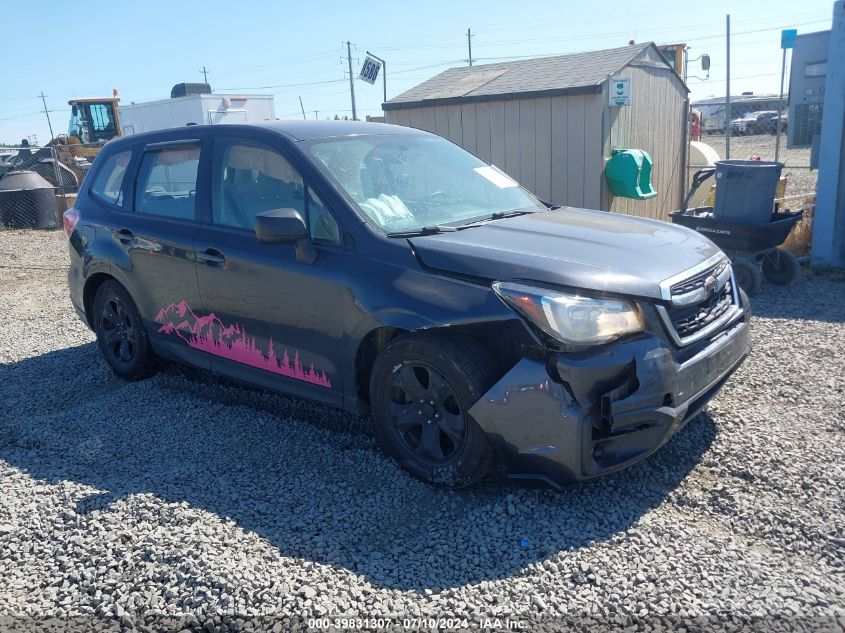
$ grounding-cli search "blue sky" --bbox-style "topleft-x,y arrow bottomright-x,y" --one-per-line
0,0 -> 835,145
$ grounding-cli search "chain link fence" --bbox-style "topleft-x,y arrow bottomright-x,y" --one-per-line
0,143 -> 102,231
688,107 -> 817,257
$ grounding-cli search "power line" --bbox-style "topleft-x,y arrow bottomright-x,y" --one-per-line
216,78 -> 346,91
687,71 -> 781,86
211,49 -> 340,79
684,18 -> 829,43
0,111 -> 54,122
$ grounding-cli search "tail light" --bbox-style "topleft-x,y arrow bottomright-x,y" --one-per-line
63,207 -> 80,237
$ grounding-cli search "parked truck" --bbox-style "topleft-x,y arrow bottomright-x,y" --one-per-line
119,89 -> 276,136
64,84 -> 276,143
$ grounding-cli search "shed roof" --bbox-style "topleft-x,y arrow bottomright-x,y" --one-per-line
384,42 -> 678,110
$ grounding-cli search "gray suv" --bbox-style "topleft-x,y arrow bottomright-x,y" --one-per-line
64,121 -> 751,489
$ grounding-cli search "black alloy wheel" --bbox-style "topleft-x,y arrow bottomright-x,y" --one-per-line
388,362 -> 466,463
101,295 -> 136,365
369,334 -> 499,487
93,281 -> 157,380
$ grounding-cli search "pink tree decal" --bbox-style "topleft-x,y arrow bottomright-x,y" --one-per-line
156,301 -> 332,388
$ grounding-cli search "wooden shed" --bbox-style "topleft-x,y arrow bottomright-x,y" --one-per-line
383,43 -> 689,220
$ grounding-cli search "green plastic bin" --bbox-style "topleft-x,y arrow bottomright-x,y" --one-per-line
605,149 -> 657,200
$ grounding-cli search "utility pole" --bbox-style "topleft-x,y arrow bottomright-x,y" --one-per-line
299,96 -> 307,120
314,110 -> 319,120
39,91 -> 54,139
725,14 -> 731,160
466,28 -> 474,66
775,29 -> 795,163
200,66 -> 210,83
346,41 -> 358,121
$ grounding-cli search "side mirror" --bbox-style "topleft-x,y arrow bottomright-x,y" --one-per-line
255,208 -> 316,264
255,208 -> 307,244
701,54 -> 711,71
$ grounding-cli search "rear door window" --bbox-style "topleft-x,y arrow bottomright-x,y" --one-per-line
89,150 -> 132,207
135,146 -> 200,220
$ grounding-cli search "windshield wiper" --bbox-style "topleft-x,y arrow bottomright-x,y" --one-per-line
386,208 -> 545,237
455,208 -> 543,230
386,225 -> 458,237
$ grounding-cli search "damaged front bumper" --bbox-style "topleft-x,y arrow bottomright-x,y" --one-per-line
468,314 -> 751,488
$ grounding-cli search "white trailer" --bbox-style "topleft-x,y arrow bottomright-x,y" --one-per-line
118,94 -> 275,136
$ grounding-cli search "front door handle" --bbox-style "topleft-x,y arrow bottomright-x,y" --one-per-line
197,248 -> 225,266
113,228 -> 134,243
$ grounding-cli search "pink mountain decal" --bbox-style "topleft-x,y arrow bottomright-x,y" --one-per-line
156,301 -> 332,389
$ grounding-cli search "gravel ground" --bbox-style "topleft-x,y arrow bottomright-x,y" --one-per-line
1,230 -> 843,632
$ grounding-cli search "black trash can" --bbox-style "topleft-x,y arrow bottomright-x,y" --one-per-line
0,170 -> 59,229
713,160 -> 783,225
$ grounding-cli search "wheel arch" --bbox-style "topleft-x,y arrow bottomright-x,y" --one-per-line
352,317 -> 533,412
82,272 -> 120,329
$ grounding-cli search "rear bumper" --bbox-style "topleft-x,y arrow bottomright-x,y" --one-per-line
468,317 -> 750,487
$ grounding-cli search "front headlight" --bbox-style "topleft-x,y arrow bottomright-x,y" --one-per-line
492,281 -> 645,345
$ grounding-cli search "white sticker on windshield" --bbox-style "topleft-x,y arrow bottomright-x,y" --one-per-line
474,166 -> 518,189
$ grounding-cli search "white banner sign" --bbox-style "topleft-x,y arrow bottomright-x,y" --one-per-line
359,55 -> 381,85
609,77 -> 631,107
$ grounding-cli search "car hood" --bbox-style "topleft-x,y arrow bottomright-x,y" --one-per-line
409,208 -> 722,300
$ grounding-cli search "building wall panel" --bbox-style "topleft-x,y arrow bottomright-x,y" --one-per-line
385,54 -> 686,219
475,102 -> 492,163
534,97 -> 553,202
603,63 -> 687,219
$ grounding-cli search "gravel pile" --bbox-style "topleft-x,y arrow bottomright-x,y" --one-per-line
1,230 -> 843,632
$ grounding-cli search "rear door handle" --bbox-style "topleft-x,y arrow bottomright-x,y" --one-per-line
197,248 -> 225,266
113,228 -> 134,243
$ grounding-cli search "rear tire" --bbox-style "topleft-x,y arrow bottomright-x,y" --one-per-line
369,334 -> 499,488
762,247 -> 800,285
732,258 -> 762,296
93,281 -> 157,381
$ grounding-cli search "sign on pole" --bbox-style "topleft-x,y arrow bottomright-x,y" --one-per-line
781,29 -> 798,49
608,77 -> 631,107
359,55 -> 381,85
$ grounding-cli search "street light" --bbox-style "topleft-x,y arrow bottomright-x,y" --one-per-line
685,51 -> 711,83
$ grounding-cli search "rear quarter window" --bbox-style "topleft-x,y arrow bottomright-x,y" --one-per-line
134,146 -> 200,220
89,150 -> 132,207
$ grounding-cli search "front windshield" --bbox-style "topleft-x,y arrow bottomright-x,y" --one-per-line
307,134 -> 546,233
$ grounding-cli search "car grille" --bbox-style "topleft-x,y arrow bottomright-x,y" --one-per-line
670,258 -> 730,297
657,257 -> 740,346
667,279 -> 734,339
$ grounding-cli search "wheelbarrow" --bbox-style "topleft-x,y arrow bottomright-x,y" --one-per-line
670,168 -> 803,295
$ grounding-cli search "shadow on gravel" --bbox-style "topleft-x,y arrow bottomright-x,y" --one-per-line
749,273 -> 845,323
0,342 -> 716,591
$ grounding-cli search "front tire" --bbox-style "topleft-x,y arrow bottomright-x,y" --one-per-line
369,334 -> 499,487
93,281 -> 157,380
